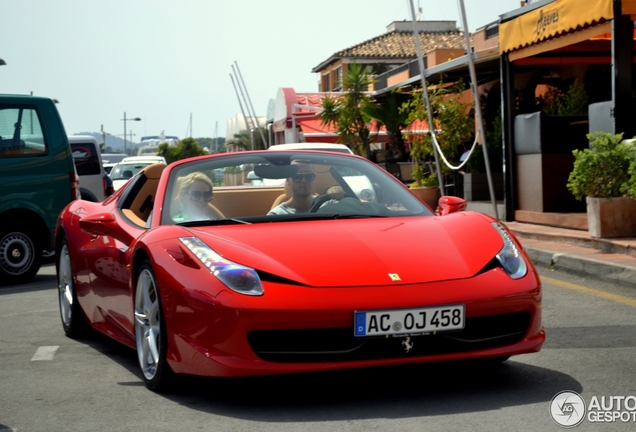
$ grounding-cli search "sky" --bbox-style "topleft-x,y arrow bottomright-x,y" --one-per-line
0,0 -> 523,143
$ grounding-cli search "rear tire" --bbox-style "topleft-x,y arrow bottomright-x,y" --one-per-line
79,188 -> 98,202
0,224 -> 42,285
134,261 -> 174,391
57,239 -> 88,338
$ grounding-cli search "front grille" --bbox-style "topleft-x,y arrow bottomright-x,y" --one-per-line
247,312 -> 531,363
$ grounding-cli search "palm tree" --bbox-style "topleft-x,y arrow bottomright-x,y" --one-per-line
319,63 -> 374,158
224,127 -> 269,152
363,91 -> 410,162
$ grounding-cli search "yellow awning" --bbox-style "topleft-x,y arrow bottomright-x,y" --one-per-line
500,0 -> 614,54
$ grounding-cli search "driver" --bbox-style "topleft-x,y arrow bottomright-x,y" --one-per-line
268,162 -> 318,215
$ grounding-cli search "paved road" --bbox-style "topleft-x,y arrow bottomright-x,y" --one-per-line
1,264 -> 635,431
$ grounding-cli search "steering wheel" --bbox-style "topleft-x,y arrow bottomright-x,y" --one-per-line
309,193 -> 359,212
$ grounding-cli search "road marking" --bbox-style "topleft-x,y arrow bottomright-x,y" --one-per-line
542,275 -> 636,308
31,346 -> 59,361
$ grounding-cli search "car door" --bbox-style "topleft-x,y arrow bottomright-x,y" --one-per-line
84,175 -> 149,341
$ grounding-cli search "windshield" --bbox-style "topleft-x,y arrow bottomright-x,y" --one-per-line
110,162 -> 155,180
160,151 -> 432,225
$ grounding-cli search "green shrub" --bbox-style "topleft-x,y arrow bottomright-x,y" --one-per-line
567,132 -> 631,200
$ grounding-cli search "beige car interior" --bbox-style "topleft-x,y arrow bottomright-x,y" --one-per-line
121,163 -> 166,227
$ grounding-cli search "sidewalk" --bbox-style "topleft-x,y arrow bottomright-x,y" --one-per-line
504,221 -> 636,288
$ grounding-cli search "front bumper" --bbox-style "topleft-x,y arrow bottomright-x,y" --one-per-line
158,263 -> 544,378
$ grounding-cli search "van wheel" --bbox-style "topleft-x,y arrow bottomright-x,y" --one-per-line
79,188 -> 98,203
0,224 -> 42,285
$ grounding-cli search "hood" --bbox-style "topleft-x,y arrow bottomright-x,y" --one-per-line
185,212 -> 504,287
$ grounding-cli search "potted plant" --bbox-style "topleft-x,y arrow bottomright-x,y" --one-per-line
539,78 -> 588,116
409,163 -> 439,210
403,80 -> 475,203
567,131 -> 636,238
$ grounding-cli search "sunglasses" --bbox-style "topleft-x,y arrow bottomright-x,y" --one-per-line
185,190 -> 213,202
291,172 -> 316,183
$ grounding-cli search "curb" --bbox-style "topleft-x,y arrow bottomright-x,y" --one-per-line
513,230 -> 636,258
525,247 -> 636,288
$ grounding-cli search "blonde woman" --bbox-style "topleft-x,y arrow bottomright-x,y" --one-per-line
172,172 -> 223,222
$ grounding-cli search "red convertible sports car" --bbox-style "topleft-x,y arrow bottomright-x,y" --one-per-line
55,150 -> 544,391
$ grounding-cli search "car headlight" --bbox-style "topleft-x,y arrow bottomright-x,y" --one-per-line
492,223 -> 527,279
179,237 -> 264,296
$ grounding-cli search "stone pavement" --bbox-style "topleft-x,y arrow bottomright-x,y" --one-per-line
504,221 -> 636,288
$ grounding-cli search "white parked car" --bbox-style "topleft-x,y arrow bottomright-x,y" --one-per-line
101,153 -> 127,175
121,155 -> 166,164
68,135 -> 112,202
109,156 -> 166,191
267,142 -> 354,154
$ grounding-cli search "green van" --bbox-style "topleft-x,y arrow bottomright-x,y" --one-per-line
0,94 -> 80,285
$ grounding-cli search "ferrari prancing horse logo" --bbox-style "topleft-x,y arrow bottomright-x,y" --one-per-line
402,336 -> 413,353
388,273 -> 401,281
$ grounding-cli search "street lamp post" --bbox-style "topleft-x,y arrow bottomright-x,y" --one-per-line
121,112 -> 141,155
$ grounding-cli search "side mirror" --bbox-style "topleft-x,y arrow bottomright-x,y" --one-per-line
438,196 -> 467,215
79,212 -> 133,244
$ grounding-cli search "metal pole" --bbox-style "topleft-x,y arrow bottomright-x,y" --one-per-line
456,0 -> 499,219
123,112 -> 127,155
229,73 -> 252,150
407,0 -> 445,195
214,121 -> 218,152
231,66 -> 257,148
502,54 -> 517,222
234,61 -> 267,146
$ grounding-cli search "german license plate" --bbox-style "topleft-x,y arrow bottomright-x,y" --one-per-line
354,304 -> 465,337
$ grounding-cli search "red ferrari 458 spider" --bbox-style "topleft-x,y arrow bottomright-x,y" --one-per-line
55,150 -> 544,391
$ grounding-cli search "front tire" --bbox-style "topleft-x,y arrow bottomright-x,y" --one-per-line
134,261 -> 174,391
0,224 -> 42,285
57,239 -> 88,338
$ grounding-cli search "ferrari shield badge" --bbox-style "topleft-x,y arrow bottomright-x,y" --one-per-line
388,273 -> 401,281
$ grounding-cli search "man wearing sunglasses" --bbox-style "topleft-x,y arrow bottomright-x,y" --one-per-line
268,162 -> 325,215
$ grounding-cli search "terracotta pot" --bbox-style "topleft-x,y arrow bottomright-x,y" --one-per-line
410,186 -> 439,211
586,196 -> 636,238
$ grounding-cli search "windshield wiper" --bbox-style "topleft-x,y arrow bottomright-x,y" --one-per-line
268,213 -> 388,222
178,218 -> 251,227
321,214 -> 389,219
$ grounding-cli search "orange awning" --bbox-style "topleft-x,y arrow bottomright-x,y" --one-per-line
297,118 -> 339,143
295,115 -> 430,144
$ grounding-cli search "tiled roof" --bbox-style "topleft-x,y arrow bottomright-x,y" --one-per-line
336,30 -> 471,59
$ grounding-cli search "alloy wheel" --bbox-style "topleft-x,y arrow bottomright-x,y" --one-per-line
134,267 -> 161,381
